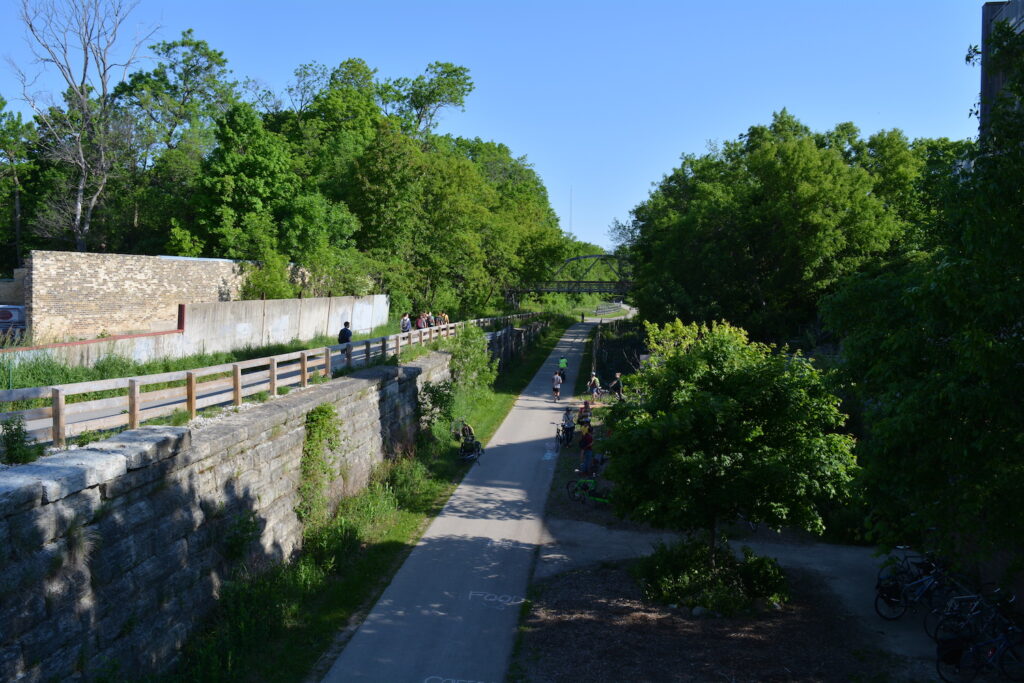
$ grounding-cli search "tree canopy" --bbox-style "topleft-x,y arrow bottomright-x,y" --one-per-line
603,320 -> 856,558
1,9 -> 583,316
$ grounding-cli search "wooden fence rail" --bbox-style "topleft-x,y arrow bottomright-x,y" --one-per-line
0,314 -> 535,448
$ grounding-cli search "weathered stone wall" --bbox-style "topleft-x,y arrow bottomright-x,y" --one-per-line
25,251 -> 245,341
0,268 -> 26,305
0,351 -> 450,680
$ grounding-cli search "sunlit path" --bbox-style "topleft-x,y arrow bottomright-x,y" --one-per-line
320,324 -> 591,682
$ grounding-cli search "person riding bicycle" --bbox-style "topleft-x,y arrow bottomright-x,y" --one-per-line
560,407 -> 575,445
608,372 -> 624,400
552,370 -> 563,401
557,356 -> 568,381
587,372 -> 601,399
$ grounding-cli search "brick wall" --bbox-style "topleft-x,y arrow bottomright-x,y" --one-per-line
25,251 -> 245,342
0,351 -> 451,680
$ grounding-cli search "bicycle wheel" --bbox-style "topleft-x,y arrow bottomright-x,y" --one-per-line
874,589 -> 907,620
937,645 -> 979,683
1001,643 -> 1024,681
566,480 -> 584,502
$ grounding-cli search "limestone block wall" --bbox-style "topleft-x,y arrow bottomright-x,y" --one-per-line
0,351 -> 450,681
0,268 -> 26,305
25,251 -> 244,341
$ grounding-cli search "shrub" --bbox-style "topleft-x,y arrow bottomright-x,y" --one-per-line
632,539 -> 789,615
1,415 -> 42,464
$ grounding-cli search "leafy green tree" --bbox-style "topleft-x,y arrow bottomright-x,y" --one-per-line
821,22 -> 1024,564
622,110 -> 901,342
378,62 -> 474,135
604,320 -> 856,565
0,97 -> 34,270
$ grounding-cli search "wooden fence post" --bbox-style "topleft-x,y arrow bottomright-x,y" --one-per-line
419,329 -> 424,345
187,372 -> 198,418
300,353 -> 309,387
345,343 -> 353,369
396,333 -> 402,357
364,340 -> 371,366
268,358 -> 277,396
51,388 -> 65,448
381,336 -> 388,358
323,347 -> 332,377
233,365 -> 243,405
128,379 -> 141,429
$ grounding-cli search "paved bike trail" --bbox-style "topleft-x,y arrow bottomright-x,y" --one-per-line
321,324 -> 592,683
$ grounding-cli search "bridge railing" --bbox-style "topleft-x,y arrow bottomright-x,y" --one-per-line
0,313 -> 535,449
515,280 -> 633,294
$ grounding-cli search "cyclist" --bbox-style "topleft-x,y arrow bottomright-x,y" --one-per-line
560,407 -> 575,446
587,372 -> 602,399
552,370 -> 563,401
557,356 -> 568,381
608,372 -> 624,400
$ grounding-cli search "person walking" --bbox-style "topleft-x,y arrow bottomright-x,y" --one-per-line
400,313 -> 412,334
337,321 -> 353,345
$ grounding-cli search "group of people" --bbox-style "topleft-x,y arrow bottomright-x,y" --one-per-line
560,401 -> 599,474
401,311 -> 450,333
552,360 -> 624,403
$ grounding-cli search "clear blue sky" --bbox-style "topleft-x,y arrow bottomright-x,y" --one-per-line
0,0 -> 988,250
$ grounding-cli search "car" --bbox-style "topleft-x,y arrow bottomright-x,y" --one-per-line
0,305 -> 26,336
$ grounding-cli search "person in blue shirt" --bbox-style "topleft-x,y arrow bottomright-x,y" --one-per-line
337,321 -> 352,344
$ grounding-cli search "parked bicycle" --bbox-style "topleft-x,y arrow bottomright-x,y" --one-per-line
937,617 -> 1023,682
565,474 -> 611,505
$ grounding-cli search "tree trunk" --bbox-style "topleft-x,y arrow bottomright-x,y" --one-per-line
12,179 -> 22,267
707,518 -> 718,569
73,173 -> 86,251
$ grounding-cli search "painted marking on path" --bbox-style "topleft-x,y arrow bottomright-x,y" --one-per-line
467,590 -> 524,610
543,440 -> 558,460
423,676 -> 492,683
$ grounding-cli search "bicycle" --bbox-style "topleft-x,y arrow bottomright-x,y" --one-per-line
555,423 -> 574,449
937,620 -> 1024,682
875,549 -> 951,620
565,474 -> 611,505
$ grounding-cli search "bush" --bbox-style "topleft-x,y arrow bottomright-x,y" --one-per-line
632,539 -> 788,616
1,415 -> 42,464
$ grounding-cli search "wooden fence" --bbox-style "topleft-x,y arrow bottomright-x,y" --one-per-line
0,314 -> 534,448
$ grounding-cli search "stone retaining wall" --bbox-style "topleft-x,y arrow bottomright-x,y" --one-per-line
0,351 -> 450,680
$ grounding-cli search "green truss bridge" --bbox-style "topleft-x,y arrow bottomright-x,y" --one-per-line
508,255 -> 632,299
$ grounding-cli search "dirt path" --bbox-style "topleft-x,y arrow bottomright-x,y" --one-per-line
518,454 -> 938,681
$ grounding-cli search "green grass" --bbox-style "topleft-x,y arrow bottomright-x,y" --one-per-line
160,313 -> 573,683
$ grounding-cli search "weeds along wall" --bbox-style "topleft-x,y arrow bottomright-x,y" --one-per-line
0,351 -> 450,680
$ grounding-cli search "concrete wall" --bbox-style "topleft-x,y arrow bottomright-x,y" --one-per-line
2,295 -> 390,368
0,351 -> 451,680
0,268 -> 26,305
25,251 -> 244,342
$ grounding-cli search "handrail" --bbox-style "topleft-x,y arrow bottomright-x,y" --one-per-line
0,313 -> 538,448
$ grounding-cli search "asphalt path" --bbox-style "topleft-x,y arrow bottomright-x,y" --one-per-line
321,323 -> 592,683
